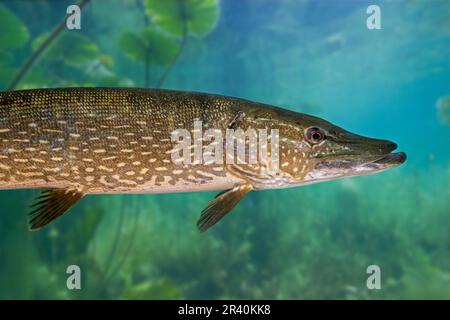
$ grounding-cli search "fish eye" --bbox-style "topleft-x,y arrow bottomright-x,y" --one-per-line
305,127 -> 325,144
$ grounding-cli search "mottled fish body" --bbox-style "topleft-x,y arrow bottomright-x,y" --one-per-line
0,88 -> 406,231
0,88 -> 242,193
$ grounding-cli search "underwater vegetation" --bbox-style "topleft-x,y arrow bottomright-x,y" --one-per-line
119,0 -> 219,87
437,95 -> 450,125
0,0 -> 449,300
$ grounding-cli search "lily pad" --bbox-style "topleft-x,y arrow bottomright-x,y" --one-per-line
145,0 -> 219,37
0,4 -> 29,49
119,28 -> 178,65
32,32 -> 99,65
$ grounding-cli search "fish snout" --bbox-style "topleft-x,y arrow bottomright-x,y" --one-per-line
342,132 -> 398,156
376,139 -> 397,155
373,151 -> 407,165
346,135 -> 406,166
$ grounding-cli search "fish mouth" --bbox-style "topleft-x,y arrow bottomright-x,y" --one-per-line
363,140 -> 406,169
319,137 -> 406,168
371,151 -> 407,166
316,151 -> 407,167
356,151 -> 407,174
312,141 -> 406,179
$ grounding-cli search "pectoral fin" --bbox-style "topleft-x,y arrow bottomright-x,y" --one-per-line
197,183 -> 253,232
29,188 -> 85,231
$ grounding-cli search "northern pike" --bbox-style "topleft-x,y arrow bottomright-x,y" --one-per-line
0,88 -> 406,231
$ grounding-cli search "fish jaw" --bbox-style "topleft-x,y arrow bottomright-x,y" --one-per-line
302,144 -> 407,185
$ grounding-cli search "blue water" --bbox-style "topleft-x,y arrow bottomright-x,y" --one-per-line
0,0 -> 448,299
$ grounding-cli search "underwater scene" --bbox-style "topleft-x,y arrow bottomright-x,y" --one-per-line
0,0 -> 448,300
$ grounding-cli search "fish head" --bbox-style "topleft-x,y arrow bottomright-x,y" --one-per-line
281,111 -> 406,185
299,124 -> 406,184
242,105 -> 406,187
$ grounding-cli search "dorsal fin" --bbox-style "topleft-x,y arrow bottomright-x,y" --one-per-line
197,183 -> 253,232
29,188 -> 85,231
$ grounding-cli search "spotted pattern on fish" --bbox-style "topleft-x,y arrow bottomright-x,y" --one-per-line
0,88 -> 241,193
0,87 -> 405,232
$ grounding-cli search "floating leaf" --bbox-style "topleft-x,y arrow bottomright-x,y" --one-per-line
0,4 -> 29,49
119,28 -> 178,65
32,33 -> 99,65
145,0 -> 219,37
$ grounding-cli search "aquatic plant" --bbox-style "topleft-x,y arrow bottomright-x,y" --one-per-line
121,278 -> 183,299
119,28 -> 179,87
0,4 -> 29,49
33,33 -> 99,65
6,0 -> 91,90
0,1 -> 129,90
0,0 -> 448,300
26,32 -> 101,86
145,0 -> 219,38
147,0 -> 219,87
118,0 -> 219,87
437,95 -> 450,124
0,3 -> 29,88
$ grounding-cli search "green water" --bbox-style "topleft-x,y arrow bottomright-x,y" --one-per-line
0,0 -> 448,299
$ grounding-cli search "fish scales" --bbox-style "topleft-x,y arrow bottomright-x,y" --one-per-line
0,87 -> 405,231
0,88 -> 241,194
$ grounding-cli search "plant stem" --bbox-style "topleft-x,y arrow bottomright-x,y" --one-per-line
7,0 -> 91,90
137,0 -> 151,87
103,198 -> 125,278
156,0 -> 188,88
102,197 -> 141,289
145,49 -> 150,87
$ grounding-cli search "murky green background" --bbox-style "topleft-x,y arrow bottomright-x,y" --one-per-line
0,0 -> 448,299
